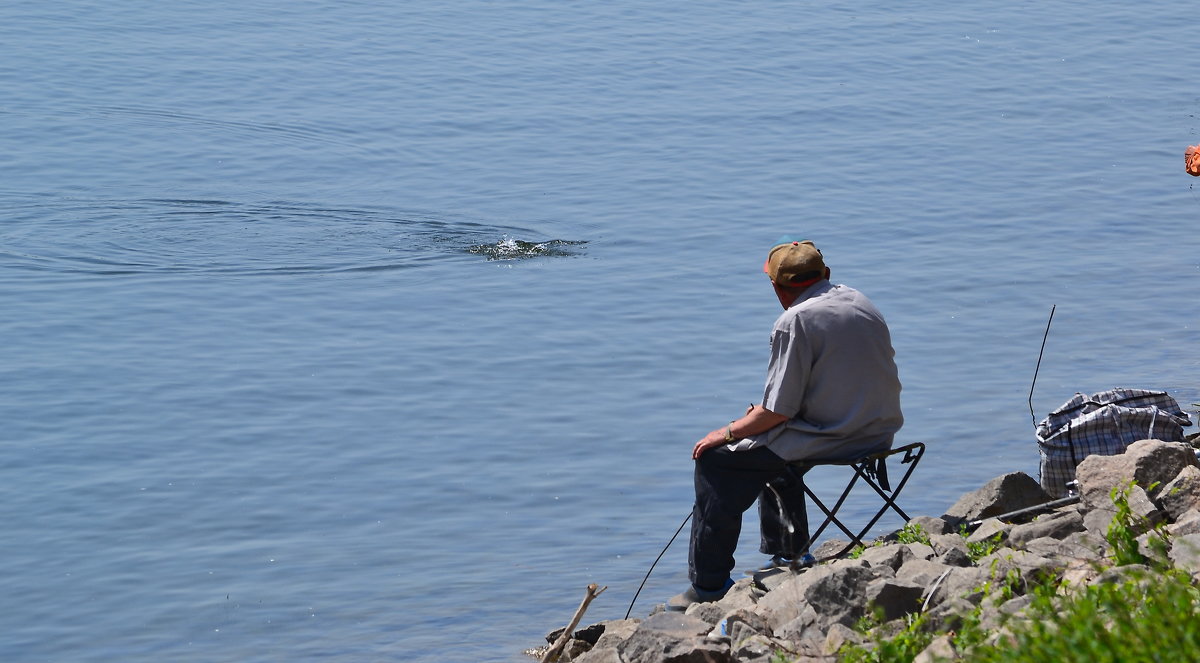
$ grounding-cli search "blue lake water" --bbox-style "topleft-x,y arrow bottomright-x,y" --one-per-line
2,2 -> 1199,661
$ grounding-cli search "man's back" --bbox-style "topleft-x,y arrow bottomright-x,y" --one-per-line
755,281 -> 903,462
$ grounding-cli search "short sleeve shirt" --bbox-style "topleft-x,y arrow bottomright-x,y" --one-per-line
728,281 -> 903,462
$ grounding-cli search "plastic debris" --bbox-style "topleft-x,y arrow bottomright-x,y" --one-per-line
1186,145 -> 1200,176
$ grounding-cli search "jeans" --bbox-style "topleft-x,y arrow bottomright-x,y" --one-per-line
688,445 -> 810,590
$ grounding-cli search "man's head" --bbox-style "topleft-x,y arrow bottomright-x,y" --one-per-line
764,237 -> 829,308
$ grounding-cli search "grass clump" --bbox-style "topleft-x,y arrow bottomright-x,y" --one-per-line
840,483 -> 1200,662
965,568 -> 1200,662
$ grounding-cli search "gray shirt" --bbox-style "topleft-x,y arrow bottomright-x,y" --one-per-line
728,281 -> 903,462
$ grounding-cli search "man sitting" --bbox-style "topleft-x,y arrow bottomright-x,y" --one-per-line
669,237 -> 903,610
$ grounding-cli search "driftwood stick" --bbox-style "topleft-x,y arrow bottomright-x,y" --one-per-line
541,583 -> 607,663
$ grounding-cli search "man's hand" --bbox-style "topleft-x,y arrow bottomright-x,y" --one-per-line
692,428 -> 729,460
691,405 -> 790,460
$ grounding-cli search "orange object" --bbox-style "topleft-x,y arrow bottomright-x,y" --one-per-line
1187,145 -> 1200,176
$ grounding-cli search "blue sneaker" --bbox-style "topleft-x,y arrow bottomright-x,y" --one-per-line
747,553 -> 817,575
666,578 -> 734,611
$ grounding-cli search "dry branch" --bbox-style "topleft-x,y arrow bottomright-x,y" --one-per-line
541,583 -> 607,663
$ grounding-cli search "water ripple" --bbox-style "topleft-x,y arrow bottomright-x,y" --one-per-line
0,195 -> 585,278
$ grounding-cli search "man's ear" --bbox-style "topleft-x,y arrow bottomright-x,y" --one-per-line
824,267 -> 831,280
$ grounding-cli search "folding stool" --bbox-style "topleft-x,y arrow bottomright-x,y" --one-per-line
785,441 -> 925,561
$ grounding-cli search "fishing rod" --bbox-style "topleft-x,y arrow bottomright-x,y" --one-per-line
1028,305 -> 1056,428
624,511 -> 691,620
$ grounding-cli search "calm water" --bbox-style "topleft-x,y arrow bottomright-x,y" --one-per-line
3,2 -> 1199,661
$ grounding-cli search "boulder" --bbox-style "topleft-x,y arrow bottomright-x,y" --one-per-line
858,543 -> 915,571
1169,508 -> 1200,536
801,562 -> 878,627
1076,439 -> 1198,506
617,612 -> 730,663
928,533 -> 970,558
937,546 -> 973,568
1022,532 -> 1104,561
1158,465 -> 1200,521
1168,532 -> 1200,575
729,634 -> 776,663
573,645 -> 623,663
923,596 -> 976,633
978,549 -> 1065,588
908,515 -> 954,536
864,577 -> 924,621
966,518 -> 1011,545
754,560 -> 875,632
895,558 -> 953,587
922,566 -> 991,610
903,542 -> 937,560
942,472 -> 1050,524
1081,483 -> 1163,536
913,634 -> 958,663
721,608 -> 770,645
822,623 -> 866,656
1007,509 -> 1085,548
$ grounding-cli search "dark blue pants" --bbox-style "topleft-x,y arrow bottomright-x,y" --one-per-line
688,446 -> 810,590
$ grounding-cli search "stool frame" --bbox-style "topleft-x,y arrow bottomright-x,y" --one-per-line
786,441 -> 925,561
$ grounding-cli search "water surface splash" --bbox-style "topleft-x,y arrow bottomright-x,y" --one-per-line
466,237 -> 587,261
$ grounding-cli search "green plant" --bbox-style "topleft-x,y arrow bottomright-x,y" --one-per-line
963,568 -> 1200,662
895,522 -> 931,546
1103,480 -> 1171,569
965,533 -> 1003,563
839,611 -> 934,663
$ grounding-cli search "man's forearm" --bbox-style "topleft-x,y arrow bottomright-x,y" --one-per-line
728,404 -> 789,439
692,404 -> 789,460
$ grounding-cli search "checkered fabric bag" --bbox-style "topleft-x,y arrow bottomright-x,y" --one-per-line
1035,388 -> 1193,498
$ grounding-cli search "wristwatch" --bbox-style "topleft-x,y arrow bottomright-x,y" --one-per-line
724,424 -> 736,442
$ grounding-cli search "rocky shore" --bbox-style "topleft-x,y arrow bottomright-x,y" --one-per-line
532,438 -> 1200,662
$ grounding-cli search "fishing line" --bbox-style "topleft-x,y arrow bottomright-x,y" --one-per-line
624,510 -> 691,620
1028,304 -> 1056,428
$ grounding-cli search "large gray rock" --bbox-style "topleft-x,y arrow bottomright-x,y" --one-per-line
865,577 -> 924,621
729,634 -> 776,663
570,619 -> 640,648
909,515 -> 954,536
942,472 -> 1050,524
913,634 -> 958,663
617,612 -> 730,663
1022,532 -> 1105,561
923,596 -> 976,633
1168,532 -> 1200,575
903,542 -> 937,560
978,549 -> 1065,589
721,608 -> 770,646
1076,439 -> 1199,506
896,558 -> 954,588
938,546 -> 973,568
928,533 -> 970,558
573,645 -> 623,663
922,566 -> 991,610
1158,465 -> 1200,521
823,623 -> 866,656
1081,483 -> 1163,536
800,562 -> 878,628
754,560 -> 875,632
1169,508 -> 1200,536
1007,509 -> 1085,548
858,543 -> 915,571
967,518 -> 1011,544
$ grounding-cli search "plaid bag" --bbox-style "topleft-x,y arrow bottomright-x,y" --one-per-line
1035,388 -> 1193,498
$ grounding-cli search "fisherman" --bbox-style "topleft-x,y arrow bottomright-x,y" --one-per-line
668,237 -> 903,610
